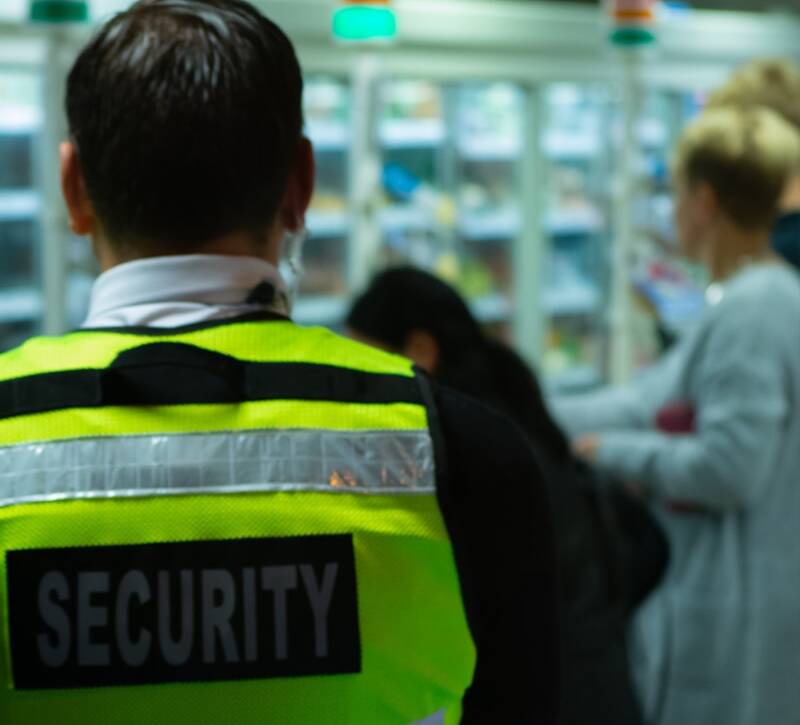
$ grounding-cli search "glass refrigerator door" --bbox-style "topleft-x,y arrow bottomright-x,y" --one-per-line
455,82 -> 523,336
377,79 -> 523,333
0,70 -> 43,352
378,79 -> 452,271
631,89 -> 706,367
299,76 -> 352,327
541,83 -> 611,391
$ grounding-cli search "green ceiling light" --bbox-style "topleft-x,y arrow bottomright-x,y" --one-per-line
29,0 -> 89,23
333,2 -> 397,43
610,26 -> 656,45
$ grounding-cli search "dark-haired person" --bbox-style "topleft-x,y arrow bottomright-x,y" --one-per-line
558,107 -> 800,725
0,1 -> 558,723
348,267 -> 670,725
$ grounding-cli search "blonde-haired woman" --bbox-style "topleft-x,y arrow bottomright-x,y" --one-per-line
709,58 -> 800,269
556,106 -> 800,724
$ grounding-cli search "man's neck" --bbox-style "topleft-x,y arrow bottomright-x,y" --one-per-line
94,230 -> 281,273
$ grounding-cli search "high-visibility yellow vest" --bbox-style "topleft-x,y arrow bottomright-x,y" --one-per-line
0,317 -> 476,725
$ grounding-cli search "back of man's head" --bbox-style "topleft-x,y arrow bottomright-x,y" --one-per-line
67,0 -> 303,251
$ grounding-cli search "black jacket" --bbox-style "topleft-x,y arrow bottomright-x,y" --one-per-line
434,387 -> 560,724
435,384 -> 667,725
538,451 -> 665,725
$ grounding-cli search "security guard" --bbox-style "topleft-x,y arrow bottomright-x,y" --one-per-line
0,1 -> 558,723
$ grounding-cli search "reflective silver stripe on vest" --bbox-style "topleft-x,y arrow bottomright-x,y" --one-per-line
0,429 -> 435,508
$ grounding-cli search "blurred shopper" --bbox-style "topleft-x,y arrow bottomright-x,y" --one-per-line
557,107 -> 800,725
709,58 -> 800,269
0,2 -> 560,723
348,267 -> 670,725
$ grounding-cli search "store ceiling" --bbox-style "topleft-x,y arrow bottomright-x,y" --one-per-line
558,0 -> 800,11
675,0 -> 799,8
691,0 -> 796,7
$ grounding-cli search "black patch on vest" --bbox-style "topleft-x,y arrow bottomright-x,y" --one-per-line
7,534 -> 361,690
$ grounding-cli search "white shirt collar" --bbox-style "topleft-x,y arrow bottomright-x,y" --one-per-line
83,254 -> 290,329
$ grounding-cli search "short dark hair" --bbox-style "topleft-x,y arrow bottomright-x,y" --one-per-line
67,0 -> 304,249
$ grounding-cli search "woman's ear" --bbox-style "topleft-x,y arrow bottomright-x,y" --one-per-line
695,180 -> 720,222
60,141 -> 95,235
403,330 -> 440,375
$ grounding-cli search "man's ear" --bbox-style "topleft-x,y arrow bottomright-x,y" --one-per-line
60,141 -> 95,236
280,137 -> 315,231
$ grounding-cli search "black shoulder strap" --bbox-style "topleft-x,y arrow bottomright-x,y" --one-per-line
413,368 -> 449,491
0,342 -> 423,422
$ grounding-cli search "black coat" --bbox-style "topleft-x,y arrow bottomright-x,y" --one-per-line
534,448 -> 669,725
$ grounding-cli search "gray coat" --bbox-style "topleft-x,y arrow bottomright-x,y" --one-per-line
554,263 -> 800,725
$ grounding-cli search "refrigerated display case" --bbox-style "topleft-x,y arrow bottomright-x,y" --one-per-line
4,0 -> 794,387
456,82 -> 523,331
378,80 -> 451,268
540,83 -> 612,390
299,75 -> 352,326
376,79 -> 523,332
630,88 -> 707,366
0,70 -> 42,352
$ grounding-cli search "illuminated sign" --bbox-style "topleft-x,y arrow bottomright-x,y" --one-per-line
29,0 -> 88,23
333,1 -> 397,43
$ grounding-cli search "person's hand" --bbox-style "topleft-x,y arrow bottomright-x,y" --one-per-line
573,435 -> 601,462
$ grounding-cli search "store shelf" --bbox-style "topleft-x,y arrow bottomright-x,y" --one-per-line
548,364 -> 602,391
307,120 -> 349,152
459,207 -> 520,241
380,205 -> 436,234
0,287 -> 42,323
546,208 -> 603,236
637,118 -> 668,149
0,189 -> 39,221
307,210 -> 349,238
0,106 -> 41,135
542,132 -> 599,159
293,295 -> 347,327
544,283 -> 600,316
470,293 -> 512,323
458,136 -> 521,161
380,118 -> 446,149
